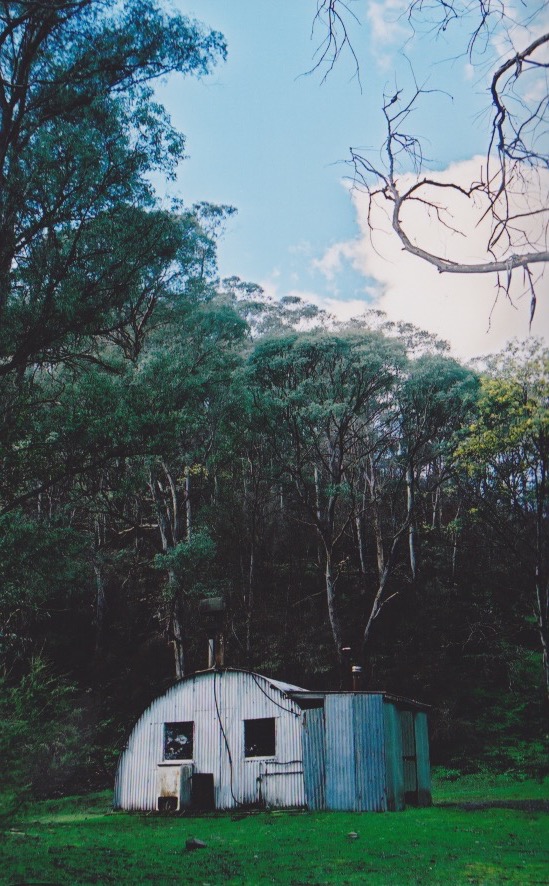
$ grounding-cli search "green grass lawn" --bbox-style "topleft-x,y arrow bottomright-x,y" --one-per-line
1,774 -> 547,885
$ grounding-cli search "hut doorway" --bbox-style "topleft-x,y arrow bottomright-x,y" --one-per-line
401,710 -> 419,805
191,773 -> 215,811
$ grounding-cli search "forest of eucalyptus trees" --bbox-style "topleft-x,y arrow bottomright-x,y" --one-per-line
0,1 -> 547,807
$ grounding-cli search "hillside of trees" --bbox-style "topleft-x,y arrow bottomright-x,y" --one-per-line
0,1 -> 547,807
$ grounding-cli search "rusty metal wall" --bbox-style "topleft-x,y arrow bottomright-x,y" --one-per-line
114,669 -> 306,811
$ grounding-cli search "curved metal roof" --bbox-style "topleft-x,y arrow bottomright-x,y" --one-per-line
177,667 -> 309,695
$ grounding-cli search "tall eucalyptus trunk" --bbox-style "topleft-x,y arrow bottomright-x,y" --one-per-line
246,544 -> 255,664
93,510 -> 107,656
149,464 -> 187,679
169,569 -> 185,681
325,548 -> 344,663
406,460 -> 417,580
93,560 -> 106,655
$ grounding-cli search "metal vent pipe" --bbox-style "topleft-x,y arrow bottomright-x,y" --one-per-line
351,665 -> 363,691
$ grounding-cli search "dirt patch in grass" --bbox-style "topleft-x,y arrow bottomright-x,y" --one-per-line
437,799 -> 549,812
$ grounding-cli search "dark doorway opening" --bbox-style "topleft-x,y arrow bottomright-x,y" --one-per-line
401,710 -> 419,806
191,773 -> 215,810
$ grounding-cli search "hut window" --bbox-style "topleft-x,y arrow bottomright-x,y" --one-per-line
164,721 -> 193,760
244,717 -> 276,757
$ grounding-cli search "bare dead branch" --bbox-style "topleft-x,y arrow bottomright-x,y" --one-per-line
349,70 -> 548,318
309,0 -> 361,85
311,2 -> 548,317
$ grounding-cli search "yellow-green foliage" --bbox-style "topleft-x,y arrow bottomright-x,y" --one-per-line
457,340 -> 549,474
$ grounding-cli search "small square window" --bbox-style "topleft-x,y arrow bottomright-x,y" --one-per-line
244,717 -> 276,757
164,721 -> 193,760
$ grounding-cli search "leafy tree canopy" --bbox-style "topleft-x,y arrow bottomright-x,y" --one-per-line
0,0 -> 226,375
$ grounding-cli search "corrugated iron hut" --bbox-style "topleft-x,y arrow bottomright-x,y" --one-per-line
114,668 -> 431,813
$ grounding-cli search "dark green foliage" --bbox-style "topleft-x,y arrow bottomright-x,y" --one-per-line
0,511 -> 90,668
0,0 -> 225,376
0,660 -> 92,820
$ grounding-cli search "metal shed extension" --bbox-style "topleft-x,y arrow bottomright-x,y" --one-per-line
291,690 -> 431,812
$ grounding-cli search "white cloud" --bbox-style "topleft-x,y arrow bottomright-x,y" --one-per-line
290,289 -> 370,322
257,270 -> 281,300
311,240 -> 357,281
491,2 -> 549,57
366,0 -> 408,44
463,62 -> 475,82
366,0 -> 409,67
315,157 -> 549,360
489,5 -> 549,114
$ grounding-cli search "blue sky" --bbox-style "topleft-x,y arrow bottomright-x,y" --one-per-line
157,0 -> 548,359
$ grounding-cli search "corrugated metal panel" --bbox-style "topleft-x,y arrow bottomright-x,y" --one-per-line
383,702 -> 405,811
289,690 -> 429,710
114,670 -> 305,811
414,711 -> 432,806
353,694 -> 387,812
302,707 -> 325,810
324,695 -> 356,810
260,759 -> 305,807
401,709 -> 418,795
263,675 -> 308,695
323,693 -> 388,812
190,668 -> 307,697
